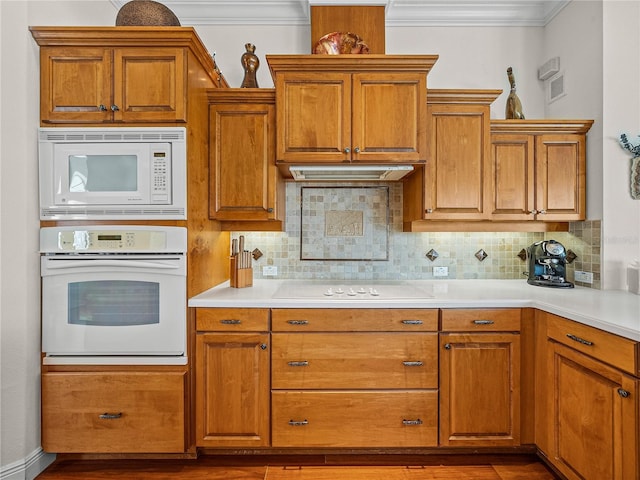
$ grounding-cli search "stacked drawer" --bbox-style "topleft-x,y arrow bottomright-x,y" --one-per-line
270,308 -> 439,447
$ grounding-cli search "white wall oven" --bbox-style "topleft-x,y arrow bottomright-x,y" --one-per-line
38,127 -> 187,220
40,226 -> 187,365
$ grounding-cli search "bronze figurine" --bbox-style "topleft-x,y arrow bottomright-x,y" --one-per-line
505,67 -> 525,119
240,43 -> 259,88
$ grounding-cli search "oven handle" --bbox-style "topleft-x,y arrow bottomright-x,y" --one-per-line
42,259 -> 183,270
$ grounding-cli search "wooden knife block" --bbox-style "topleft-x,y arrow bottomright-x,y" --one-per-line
230,256 -> 253,288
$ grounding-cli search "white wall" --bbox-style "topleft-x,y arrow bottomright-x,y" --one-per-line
601,0 -> 640,289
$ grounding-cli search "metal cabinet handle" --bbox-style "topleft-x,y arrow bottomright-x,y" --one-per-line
111,104 -> 120,112
425,208 -> 433,214
220,319 -> 241,325
402,419 -> 423,426
566,333 -> 593,346
538,209 -> 547,214
99,412 -> 122,420
287,361 -> 309,367
530,210 -> 538,215
344,147 -> 351,154
287,320 -> 309,325
98,104 -> 108,112
354,147 -> 360,153
401,320 -> 423,325
267,208 -> 274,213
403,361 -> 424,367
289,419 -> 309,426
260,343 -> 267,350
444,343 -> 451,350
473,320 -> 494,325
618,388 -> 631,398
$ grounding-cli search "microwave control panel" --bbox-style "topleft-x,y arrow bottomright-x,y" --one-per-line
152,151 -> 170,202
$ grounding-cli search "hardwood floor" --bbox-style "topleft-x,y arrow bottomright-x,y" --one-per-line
36,454 -> 561,479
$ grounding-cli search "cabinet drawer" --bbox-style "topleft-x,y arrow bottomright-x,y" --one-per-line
42,371 -> 185,453
547,314 -> 638,376
272,390 -> 438,447
196,308 -> 269,331
441,308 -> 521,331
272,309 -> 438,331
272,333 -> 438,389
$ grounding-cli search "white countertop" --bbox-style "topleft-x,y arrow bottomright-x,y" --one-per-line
189,279 -> 640,341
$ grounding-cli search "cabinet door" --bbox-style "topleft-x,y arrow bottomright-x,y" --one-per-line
275,72 -> 351,162
490,134 -> 536,220
209,101 -> 277,221
39,47 -> 113,123
113,47 -> 186,123
352,72 -> 426,162
548,341 -> 638,480
195,333 -> 270,447
423,104 -> 492,220
439,332 -> 521,446
535,134 -> 585,221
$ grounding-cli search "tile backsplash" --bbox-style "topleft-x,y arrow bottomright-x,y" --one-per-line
235,183 -> 601,288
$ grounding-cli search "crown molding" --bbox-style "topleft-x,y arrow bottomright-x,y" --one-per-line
110,0 -> 570,27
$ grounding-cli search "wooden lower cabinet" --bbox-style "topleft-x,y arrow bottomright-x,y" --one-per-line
538,310 -> 640,480
439,309 -> 522,447
194,308 -> 270,448
41,371 -> 186,453
272,390 -> 438,447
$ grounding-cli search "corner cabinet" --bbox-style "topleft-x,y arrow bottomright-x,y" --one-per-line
537,311 -> 639,480
194,308 -> 271,448
266,55 -> 437,166
208,89 -> 284,231
491,120 -> 593,222
439,308 -> 522,447
30,27 -> 226,124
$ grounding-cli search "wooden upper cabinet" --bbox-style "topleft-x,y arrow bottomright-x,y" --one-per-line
38,46 -> 186,124
404,90 -> 500,223
491,121 -> 592,222
30,27 -> 227,125
267,55 -> 437,167
208,89 -> 284,230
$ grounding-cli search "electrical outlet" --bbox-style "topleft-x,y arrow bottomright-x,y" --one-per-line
574,270 -> 593,284
262,266 -> 278,276
433,266 -> 449,277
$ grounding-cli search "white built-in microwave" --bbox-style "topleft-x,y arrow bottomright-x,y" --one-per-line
38,127 -> 187,220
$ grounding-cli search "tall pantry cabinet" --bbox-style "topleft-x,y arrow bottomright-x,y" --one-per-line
30,26 -> 230,455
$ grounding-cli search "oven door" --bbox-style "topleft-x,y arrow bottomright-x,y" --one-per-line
41,254 -> 186,357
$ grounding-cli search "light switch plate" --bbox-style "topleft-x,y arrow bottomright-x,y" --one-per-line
574,270 -> 593,284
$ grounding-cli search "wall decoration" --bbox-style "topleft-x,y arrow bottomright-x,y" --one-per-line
619,133 -> 640,199
300,186 -> 388,261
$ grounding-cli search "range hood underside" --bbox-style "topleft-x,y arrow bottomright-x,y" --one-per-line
288,165 -> 414,181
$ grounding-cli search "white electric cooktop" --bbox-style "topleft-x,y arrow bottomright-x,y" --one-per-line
272,281 -> 434,300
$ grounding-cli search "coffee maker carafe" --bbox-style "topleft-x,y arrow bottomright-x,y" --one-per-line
526,240 -> 574,288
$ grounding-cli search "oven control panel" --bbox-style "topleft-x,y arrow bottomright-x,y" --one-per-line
40,226 -> 187,253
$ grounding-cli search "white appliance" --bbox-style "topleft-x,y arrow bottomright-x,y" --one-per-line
40,226 -> 187,365
38,127 -> 187,220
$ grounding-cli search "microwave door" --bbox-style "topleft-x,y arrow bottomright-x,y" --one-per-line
52,142 -> 171,206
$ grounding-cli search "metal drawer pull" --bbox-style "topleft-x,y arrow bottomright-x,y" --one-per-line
403,361 -> 424,367
402,419 -> 423,426
566,333 -> 593,346
473,320 -> 494,325
289,419 -> 309,426
618,388 -> 631,398
99,412 -> 122,420
220,319 -> 241,325
288,361 -> 309,367
401,320 -> 423,325
287,320 -> 309,325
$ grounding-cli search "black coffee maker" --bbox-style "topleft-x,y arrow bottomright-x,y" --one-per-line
526,240 -> 574,288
